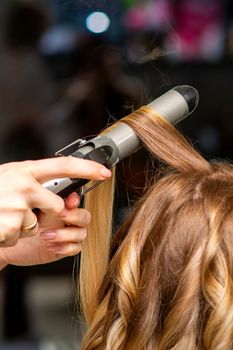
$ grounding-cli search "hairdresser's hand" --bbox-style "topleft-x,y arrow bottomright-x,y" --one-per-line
0,157 -> 111,266
0,192 -> 91,267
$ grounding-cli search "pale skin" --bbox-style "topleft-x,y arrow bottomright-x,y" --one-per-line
0,157 -> 111,270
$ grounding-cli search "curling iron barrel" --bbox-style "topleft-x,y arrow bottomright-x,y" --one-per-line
43,85 -> 199,197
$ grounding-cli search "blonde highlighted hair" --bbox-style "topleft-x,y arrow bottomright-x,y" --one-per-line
78,106 -> 233,349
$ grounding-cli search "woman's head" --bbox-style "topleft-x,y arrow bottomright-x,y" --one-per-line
79,107 -> 233,349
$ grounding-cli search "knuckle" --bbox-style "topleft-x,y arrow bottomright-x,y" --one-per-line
57,157 -> 71,172
76,209 -> 91,226
8,225 -> 20,237
0,227 -> 19,244
9,169 -> 35,194
23,160 -> 34,168
54,197 -> 65,214
4,221 -> 19,234
12,195 -> 28,211
9,225 -> 19,234
21,180 -> 36,194
46,198 -> 65,217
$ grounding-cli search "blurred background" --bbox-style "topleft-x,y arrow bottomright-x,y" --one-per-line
0,0 -> 233,349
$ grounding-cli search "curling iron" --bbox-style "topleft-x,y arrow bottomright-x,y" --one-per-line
43,85 -> 199,198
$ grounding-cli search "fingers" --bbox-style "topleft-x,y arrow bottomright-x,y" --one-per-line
46,242 -> 83,257
40,206 -> 91,258
0,209 -> 39,246
41,226 -> 87,257
0,156 -> 109,248
28,183 -> 65,216
0,157 -> 111,231
41,207 -> 91,231
20,157 -> 112,183
41,226 -> 87,244
63,208 -> 91,226
20,210 -> 39,238
0,165 -> 67,217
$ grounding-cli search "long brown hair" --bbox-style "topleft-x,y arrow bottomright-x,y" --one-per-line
79,106 -> 233,349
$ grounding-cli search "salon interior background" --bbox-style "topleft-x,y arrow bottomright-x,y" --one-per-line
0,0 -> 233,349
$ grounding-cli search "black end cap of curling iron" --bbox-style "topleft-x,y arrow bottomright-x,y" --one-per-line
173,85 -> 199,114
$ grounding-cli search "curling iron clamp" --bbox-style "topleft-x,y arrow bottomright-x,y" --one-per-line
43,85 -> 199,198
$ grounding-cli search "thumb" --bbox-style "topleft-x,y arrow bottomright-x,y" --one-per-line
65,192 -> 80,209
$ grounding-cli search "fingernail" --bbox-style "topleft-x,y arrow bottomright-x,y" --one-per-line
58,208 -> 68,218
41,231 -> 56,240
47,243 -> 60,251
100,168 -> 112,178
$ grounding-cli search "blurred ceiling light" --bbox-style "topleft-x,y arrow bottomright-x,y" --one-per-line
86,11 -> 110,34
39,25 -> 77,55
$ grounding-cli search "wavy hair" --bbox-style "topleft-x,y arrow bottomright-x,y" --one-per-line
78,106 -> 233,350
